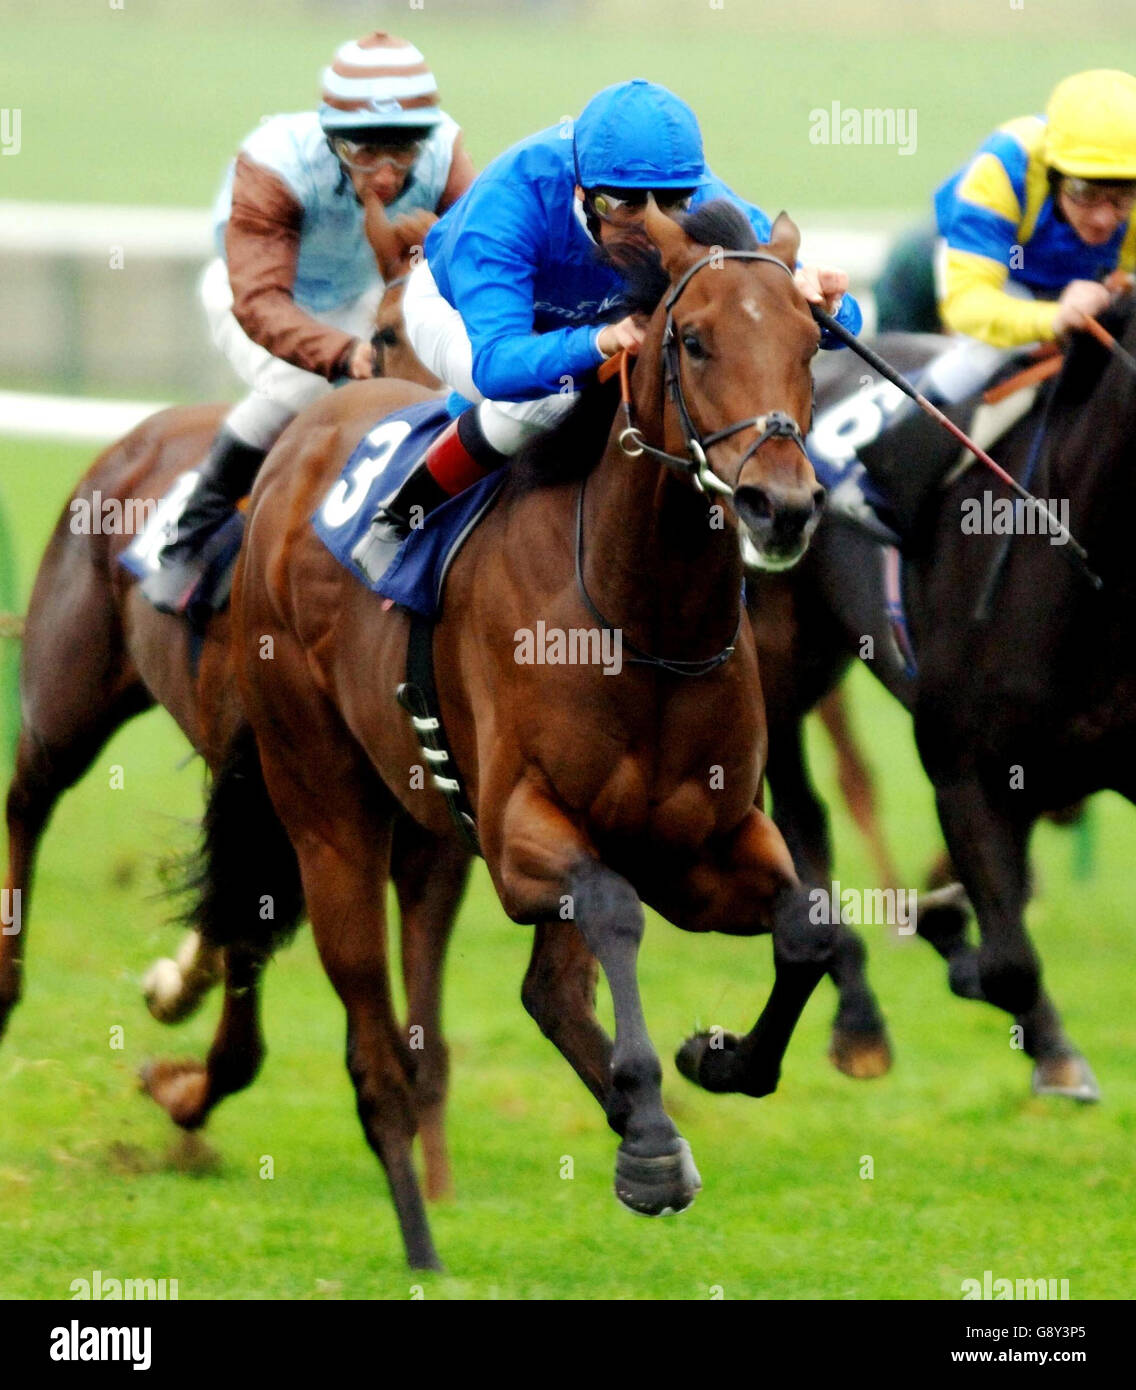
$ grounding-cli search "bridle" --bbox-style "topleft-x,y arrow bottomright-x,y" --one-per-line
616,249 -> 810,497
575,248 -> 810,678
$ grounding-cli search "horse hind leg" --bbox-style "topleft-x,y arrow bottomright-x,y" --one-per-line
2,534 -> 152,1038
827,922 -> 893,1080
296,791 -> 439,1268
142,930 -> 225,1025
392,819 -> 470,1201
765,718 -> 892,1080
140,726 -> 304,1129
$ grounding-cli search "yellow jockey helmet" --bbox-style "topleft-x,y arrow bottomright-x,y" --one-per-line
1044,70 -> 1136,180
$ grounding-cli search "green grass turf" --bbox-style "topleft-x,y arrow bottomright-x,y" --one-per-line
0,2 -> 1134,1300
1,5 -> 1132,214
0,435 -> 1132,1299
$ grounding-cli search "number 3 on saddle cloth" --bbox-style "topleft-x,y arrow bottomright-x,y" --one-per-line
121,400 -> 507,640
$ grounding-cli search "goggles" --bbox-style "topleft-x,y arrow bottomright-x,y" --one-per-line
587,188 -> 695,225
331,138 -> 421,174
1060,176 -> 1136,213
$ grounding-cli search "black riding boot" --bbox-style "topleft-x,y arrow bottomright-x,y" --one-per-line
141,428 -> 266,614
856,389 -> 965,538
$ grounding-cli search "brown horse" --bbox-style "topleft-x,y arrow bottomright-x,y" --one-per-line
0,268 -> 469,1200
200,198 -> 841,1269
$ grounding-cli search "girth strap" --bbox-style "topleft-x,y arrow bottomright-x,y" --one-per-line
397,614 -> 481,855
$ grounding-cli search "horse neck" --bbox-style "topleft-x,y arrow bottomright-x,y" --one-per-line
1052,338 -> 1136,591
580,314 -> 745,654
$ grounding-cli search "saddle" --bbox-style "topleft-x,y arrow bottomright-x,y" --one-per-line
820,347 -> 1061,547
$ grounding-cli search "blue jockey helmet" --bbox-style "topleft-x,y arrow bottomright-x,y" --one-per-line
573,79 -> 705,190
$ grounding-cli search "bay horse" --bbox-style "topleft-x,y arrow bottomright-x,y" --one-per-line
0,266 -> 469,1199
209,198 -> 844,1270
751,299 -> 1136,1100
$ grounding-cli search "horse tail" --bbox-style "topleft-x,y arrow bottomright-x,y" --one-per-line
180,724 -> 304,956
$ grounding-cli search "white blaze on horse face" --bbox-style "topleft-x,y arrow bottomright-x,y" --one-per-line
741,296 -> 764,325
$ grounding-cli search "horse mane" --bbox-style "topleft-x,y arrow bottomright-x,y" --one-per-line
511,200 -> 764,492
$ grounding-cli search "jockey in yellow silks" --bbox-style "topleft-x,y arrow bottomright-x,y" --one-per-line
927,69 -> 1136,405
857,70 -> 1136,506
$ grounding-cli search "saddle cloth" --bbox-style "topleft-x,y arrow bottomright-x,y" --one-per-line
310,399 -> 506,618
120,398 -> 504,625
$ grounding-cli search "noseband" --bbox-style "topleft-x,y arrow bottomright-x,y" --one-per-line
617,250 -> 810,497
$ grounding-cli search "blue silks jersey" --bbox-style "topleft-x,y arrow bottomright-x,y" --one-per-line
423,123 -> 863,402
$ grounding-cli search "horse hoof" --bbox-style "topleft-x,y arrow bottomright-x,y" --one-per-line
1031,1055 -> 1101,1103
142,958 -> 194,1023
614,1138 -> 701,1217
139,1058 -> 210,1128
828,1026 -> 893,1080
675,1030 -> 742,1092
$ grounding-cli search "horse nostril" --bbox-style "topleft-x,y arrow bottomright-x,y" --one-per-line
735,486 -> 773,522
811,485 -> 827,512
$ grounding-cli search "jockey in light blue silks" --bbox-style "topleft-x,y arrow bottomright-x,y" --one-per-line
361,78 -> 861,541
143,30 -> 474,613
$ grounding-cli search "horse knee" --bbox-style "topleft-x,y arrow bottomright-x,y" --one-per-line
977,941 -> 1039,1015
775,888 -> 836,967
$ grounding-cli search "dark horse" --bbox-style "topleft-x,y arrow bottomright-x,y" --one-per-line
0,269 -> 471,1200
199,199 -> 848,1269
752,299 -> 1136,1100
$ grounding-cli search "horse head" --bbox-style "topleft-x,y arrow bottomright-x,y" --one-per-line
641,197 -> 824,570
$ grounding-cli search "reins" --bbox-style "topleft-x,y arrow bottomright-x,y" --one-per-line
574,474 -> 742,677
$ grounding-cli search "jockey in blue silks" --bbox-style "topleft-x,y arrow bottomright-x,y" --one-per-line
367,78 -> 861,538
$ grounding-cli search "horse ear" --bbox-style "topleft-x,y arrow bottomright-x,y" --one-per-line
644,194 -> 694,273
766,211 -> 801,271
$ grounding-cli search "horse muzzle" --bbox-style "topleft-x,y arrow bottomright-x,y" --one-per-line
734,481 -> 826,571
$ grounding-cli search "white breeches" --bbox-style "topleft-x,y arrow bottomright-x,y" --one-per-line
402,258 -> 577,455
200,256 -> 382,451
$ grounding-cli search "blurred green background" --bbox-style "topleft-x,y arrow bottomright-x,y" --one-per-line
0,0 -> 1133,1300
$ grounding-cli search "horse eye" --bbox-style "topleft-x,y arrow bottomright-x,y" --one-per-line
375,327 -> 399,348
682,331 -> 706,360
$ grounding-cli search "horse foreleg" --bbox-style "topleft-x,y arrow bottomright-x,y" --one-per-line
498,785 -> 699,1217
392,821 -> 469,1201
521,920 -> 611,1107
934,779 -> 1097,1101
671,808 -> 836,1097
